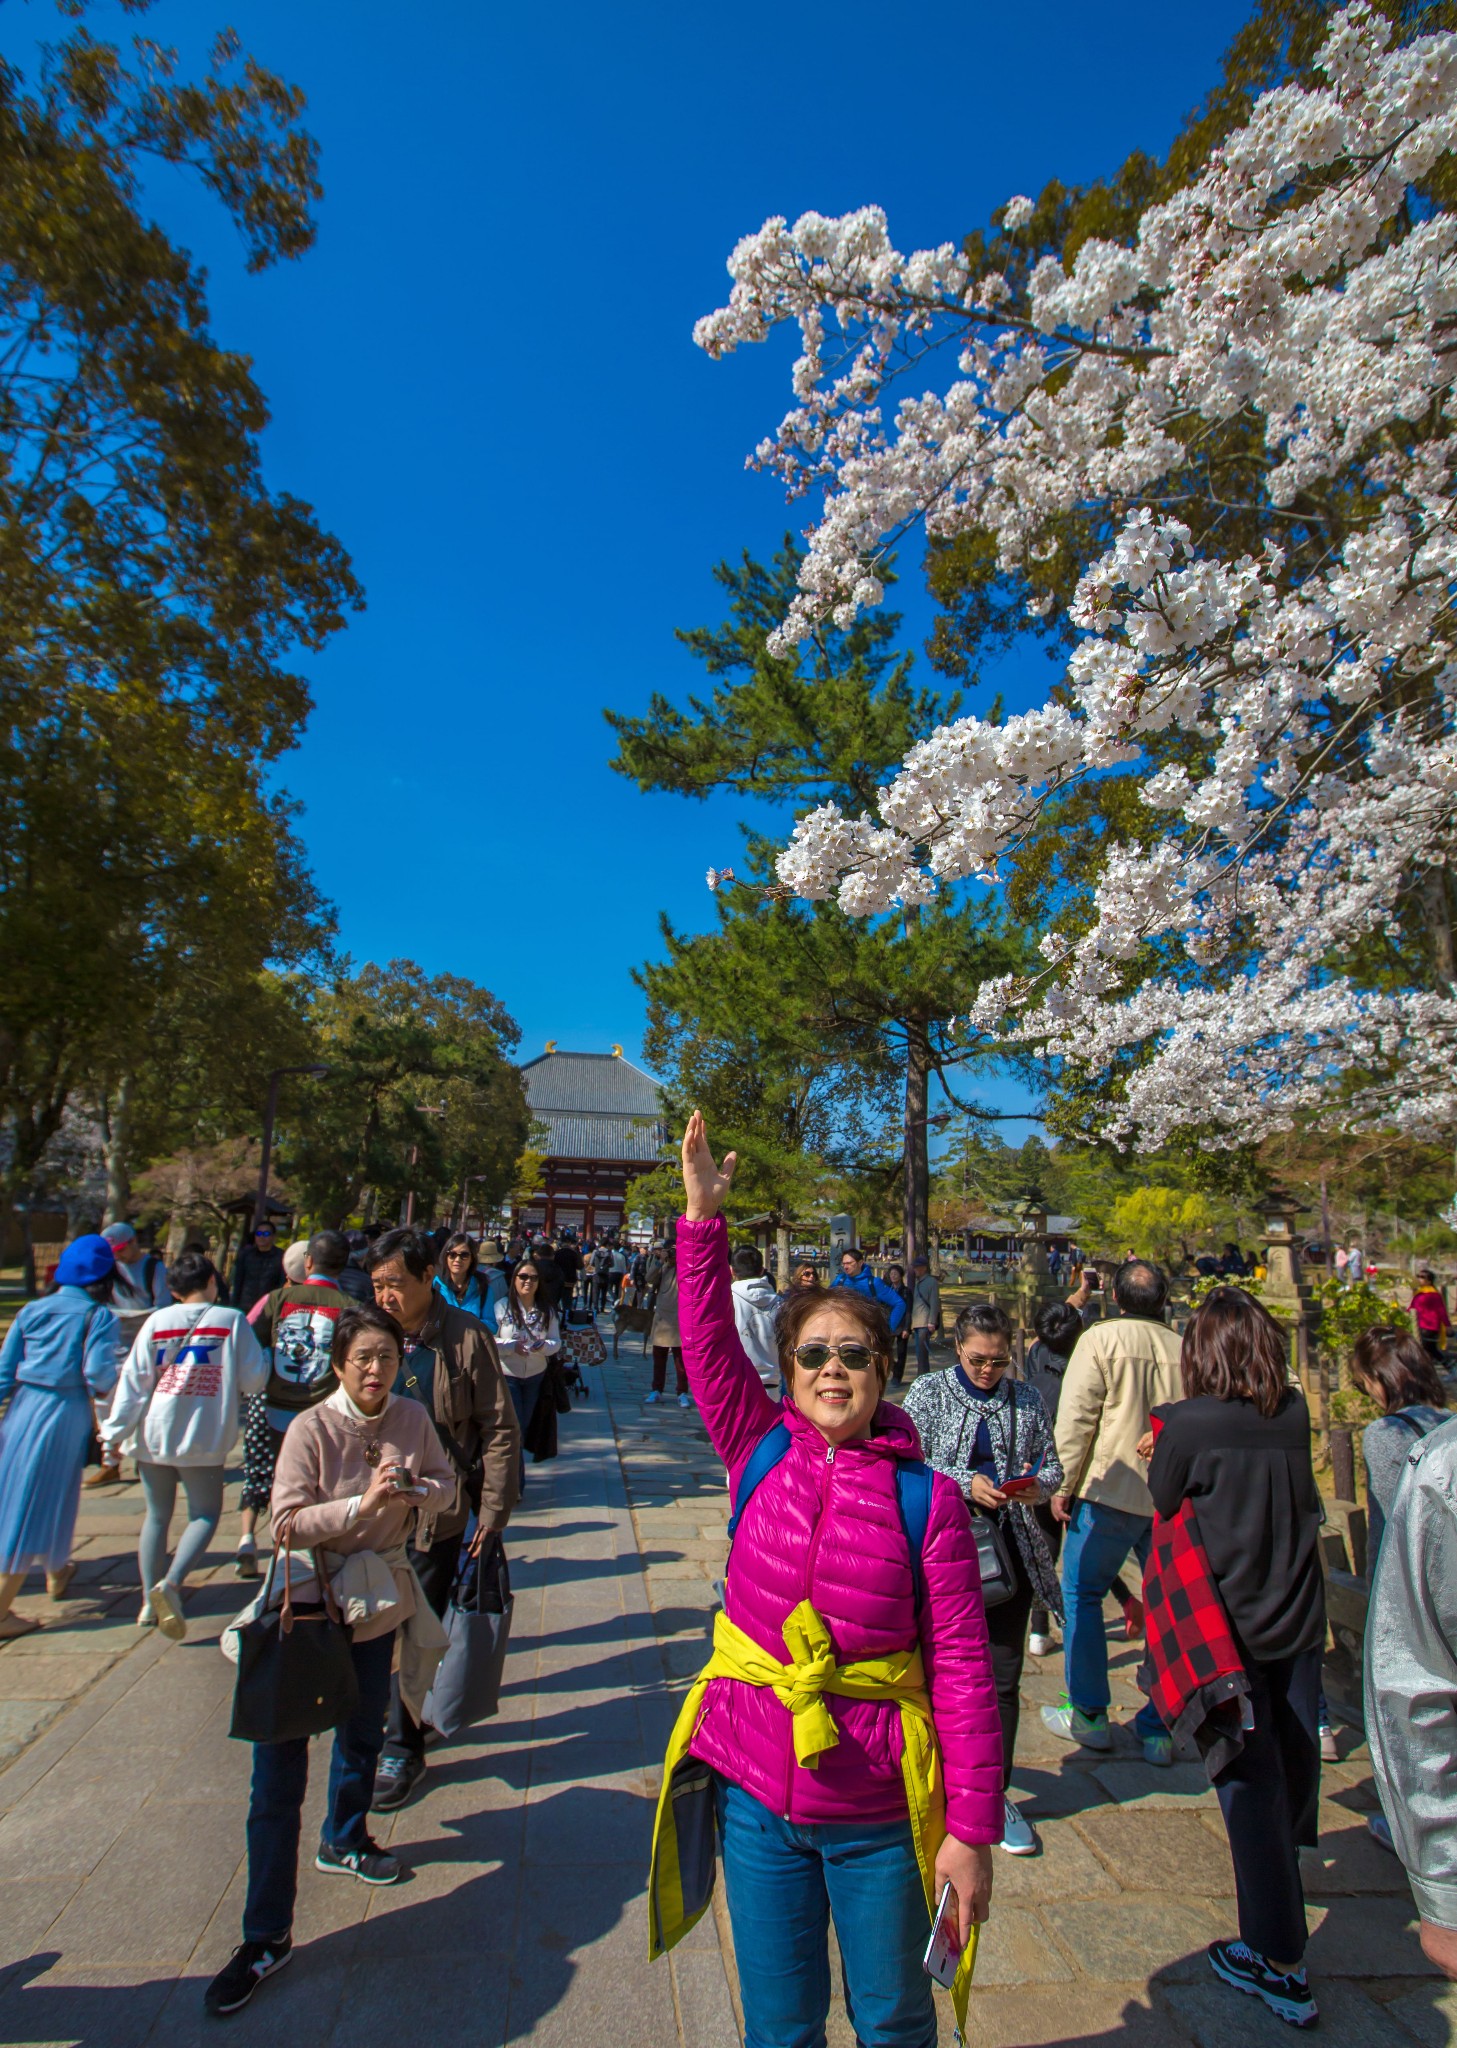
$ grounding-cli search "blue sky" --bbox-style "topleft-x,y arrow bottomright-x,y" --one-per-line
9,0 -> 1250,1119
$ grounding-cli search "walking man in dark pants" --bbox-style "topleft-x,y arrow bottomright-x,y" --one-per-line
363,1227 -> 520,1811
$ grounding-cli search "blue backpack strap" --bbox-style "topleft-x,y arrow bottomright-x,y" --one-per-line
727,1427 -> 932,1609
894,1460 -> 934,1612
727,1422 -> 794,1537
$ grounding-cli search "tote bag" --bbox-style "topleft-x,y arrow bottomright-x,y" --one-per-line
422,1536 -> 514,1738
229,1518 -> 358,1744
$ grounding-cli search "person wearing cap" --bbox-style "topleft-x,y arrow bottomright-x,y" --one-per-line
83,1222 -> 172,1489
0,1236 -> 122,1638
231,1219 -> 287,1316
100,1221 -> 172,1312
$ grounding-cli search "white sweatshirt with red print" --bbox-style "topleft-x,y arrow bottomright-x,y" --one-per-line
102,1301 -> 269,1466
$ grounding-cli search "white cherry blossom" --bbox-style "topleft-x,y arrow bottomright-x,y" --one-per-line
697,1 -> 1457,1146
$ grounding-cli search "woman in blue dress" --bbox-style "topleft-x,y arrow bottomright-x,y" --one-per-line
0,1234 -> 121,1638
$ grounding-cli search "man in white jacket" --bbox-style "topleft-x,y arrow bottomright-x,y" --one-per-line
730,1245 -> 780,1391
103,1249 -> 267,1640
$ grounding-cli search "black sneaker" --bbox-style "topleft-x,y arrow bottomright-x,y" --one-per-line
203,1936 -> 292,2016
314,1838 -> 401,1885
1208,1940 -> 1318,2028
370,1752 -> 425,1813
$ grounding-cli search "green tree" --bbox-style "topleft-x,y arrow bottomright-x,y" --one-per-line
609,540 -> 958,813
629,891 -> 884,1275
283,962 -> 528,1226
0,8 -> 360,1201
611,542 -> 1027,1263
1104,1187 -> 1217,1269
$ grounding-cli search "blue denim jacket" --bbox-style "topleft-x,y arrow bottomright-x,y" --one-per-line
0,1286 -> 120,1400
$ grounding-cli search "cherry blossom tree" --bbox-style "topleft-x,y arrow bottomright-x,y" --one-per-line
696,0 -> 1457,1148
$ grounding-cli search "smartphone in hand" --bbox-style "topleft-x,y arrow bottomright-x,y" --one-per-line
922,1881 -> 961,1988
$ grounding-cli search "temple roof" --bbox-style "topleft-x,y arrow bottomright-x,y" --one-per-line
520,1050 -> 666,1163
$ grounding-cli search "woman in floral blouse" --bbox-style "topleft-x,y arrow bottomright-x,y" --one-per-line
903,1300 -> 1062,1858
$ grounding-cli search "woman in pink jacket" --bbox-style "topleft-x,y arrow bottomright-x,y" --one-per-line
675,1114 -> 1001,2048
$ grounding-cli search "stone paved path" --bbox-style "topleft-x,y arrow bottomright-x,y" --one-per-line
0,1378 -> 735,2048
0,1332 -> 1453,2047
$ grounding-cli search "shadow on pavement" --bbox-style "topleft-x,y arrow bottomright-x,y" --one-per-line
0,1783 -> 656,2048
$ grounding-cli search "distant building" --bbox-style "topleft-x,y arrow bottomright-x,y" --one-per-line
514,1047 -> 665,1240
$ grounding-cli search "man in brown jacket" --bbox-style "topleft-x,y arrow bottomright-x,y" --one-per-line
364,1226 -> 520,1810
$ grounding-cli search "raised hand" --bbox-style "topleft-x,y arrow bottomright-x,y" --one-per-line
681,1110 -> 737,1221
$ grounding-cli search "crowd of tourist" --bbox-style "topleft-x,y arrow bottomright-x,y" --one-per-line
0,1163 -> 1452,2034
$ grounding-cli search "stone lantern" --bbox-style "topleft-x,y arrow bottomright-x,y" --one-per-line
1017,1187 -> 1051,1281
1261,1185 -> 1309,1304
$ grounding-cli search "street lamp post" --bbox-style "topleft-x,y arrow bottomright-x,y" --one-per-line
254,1066 -> 333,1232
458,1173 -> 488,1234
403,1103 -> 447,1226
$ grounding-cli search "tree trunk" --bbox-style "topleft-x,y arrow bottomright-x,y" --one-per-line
1421,863 -> 1455,985
165,1152 -> 195,1262
101,1073 -> 133,1226
903,1020 -> 930,1269
776,1217 -> 791,1290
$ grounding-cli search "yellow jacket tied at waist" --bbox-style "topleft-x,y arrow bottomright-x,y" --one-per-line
647,1599 -> 977,2031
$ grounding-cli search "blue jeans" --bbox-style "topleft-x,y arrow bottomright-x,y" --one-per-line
243,1628 -> 396,1941
716,1778 -> 936,2048
1061,1499 -> 1164,1736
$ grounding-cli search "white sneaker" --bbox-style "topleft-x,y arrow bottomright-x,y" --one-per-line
1028,1632 -> 1059,1658
1318,1722 -> 1339,1762
1040,1702 -> 1113,1751
149,1580 -> 187,1642
137,1597 -> 157,1628
999,1797 -> 1040,1855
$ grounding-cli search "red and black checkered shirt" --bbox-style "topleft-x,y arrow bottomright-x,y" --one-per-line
1143,1495 -> 1247,1733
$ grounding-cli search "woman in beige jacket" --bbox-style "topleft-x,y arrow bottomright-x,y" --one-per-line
206,1302 -> 455,2019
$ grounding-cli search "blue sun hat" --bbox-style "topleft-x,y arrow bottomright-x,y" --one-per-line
55,1234 -> 117,1288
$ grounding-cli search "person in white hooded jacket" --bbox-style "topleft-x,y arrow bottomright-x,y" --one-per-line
729,1244 -> 780,1391
102,1249 -> 267,1640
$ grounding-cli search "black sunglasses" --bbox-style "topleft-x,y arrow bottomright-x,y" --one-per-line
793,1340 -> 879,1373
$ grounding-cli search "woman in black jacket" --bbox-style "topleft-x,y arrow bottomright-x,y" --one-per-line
1147,1286 -> 1325,2031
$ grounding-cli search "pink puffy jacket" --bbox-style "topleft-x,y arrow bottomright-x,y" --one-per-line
679,1215 -> 1003,1844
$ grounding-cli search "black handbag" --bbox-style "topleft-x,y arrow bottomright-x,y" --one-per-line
229,1517 -> 359,1745
968,1385 -> 1020,1608
970,1509 -> 1019,1608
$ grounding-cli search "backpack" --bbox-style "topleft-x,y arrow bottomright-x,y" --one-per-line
264,1286 -> 345,1412
725,1421 -> 934,1609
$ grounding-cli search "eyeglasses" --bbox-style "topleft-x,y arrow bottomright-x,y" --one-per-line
793,1341 -> 879,1374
